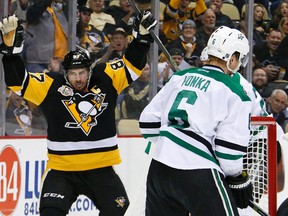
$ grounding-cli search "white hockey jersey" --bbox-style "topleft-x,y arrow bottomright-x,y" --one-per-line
139,65 -> 252,177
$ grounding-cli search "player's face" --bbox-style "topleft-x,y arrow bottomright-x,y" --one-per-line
66,68 -> 90,91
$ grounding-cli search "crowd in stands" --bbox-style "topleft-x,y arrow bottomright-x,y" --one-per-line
5,0 -> 288,135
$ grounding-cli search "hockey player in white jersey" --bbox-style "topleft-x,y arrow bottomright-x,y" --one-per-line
139,26 -> 253,216
201,43 -> 285,215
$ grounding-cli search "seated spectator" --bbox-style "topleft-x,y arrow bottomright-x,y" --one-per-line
9,0 -> 32,29
252,66 -> 270,98
233,0 -> 271,16
253,28 -> 283,81
121,63 -> 150,119
275,34 -> 288,75
266,89 -> 288,132
270,0 -> 287,18
96,27 -> 128,64
160,19 -> 205,67
157,48 -> 192,90
24,0 -> 68,72
196,8 -> 216,47
208,0 -> 235,28
77,5 -> 109,62
163,0 -> 207,42
88,0 -> 116,34
278,16 -> 288,37
104,0 -> 135,35
253,4 -> 271,42
270,0 -> 288,29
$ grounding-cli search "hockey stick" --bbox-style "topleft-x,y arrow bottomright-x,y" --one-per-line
248,200 -> 269,216
128,0 -> 179,72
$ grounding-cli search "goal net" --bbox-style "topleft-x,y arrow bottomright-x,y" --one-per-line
125,116 -> 277,216
242,116 -> 277,216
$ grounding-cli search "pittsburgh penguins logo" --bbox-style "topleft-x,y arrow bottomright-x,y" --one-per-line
62,92 -> 108,135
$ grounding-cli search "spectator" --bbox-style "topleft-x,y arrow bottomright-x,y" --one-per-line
9,0 -> 32,29
121,63 -> 150,119
233,1 -> 271,16
96,27 -> 128,64
270,0 -> 286,17
209,0 -> 235,28
278,16 -> 288,37
104,0 -> 135,35
270,0 -> 288,29
253,28 -> 283,81
88,0 -> 116,34
266,89 -> 288,132
253,4 -> 271,43
77,5 -> 109,62
161,19 -> 205,67
157,48 -> 192,90
275,34 -> 288,74
163,0 -> 207,42
196,8 -> 216,47
252,66 -> 270,98
24,0 -> 68,72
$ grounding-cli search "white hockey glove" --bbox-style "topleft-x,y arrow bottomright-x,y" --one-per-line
132,11 -> 157,44
0,15 -> 24,55
226,171 -> 253,209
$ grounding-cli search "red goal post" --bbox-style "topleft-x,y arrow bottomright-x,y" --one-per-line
246,116 -> 277,216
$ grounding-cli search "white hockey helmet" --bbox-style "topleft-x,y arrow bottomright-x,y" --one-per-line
207,26 -> 250,72
200,47 -> 209,62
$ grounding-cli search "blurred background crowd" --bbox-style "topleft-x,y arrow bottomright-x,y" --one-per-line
2,0 -> 288,135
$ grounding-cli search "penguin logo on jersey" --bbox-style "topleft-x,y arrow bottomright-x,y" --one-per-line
62,89 -> 108,135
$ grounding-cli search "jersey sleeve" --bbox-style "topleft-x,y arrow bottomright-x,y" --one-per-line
104,40 -> 150,94
3,54 -> 54,106
214,99 -> 251,177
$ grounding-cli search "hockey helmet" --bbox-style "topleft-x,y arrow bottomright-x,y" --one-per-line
62,50 -> 91,70
207,26 -> 250,70
200,47 -> 209,62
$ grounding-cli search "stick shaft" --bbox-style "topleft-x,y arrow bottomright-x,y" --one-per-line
248,200 -> 269,216
128,0 -> 179,72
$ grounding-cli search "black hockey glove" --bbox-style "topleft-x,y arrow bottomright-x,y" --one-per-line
0,15 -> 24,55
132,11 -> 157,44
226,171 -> 253,209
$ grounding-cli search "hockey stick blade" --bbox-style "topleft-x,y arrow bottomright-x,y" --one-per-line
128,0 -> 179,72
248,200 -> 269,216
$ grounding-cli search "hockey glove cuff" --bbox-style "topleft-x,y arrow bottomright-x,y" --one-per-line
0,15 -> 24,55
132,11 -> 157,44
226,171 -> 253,209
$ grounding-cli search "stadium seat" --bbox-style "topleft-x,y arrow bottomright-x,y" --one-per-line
221,2 -> 240,21
110,0 -> 120,6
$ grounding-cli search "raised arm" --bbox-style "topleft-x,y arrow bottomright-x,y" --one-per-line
0,15 -> 26,88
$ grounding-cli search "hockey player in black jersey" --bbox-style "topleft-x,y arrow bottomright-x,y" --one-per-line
0,12 -> 156,216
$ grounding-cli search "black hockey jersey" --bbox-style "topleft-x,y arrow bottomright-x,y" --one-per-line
3,40 -> 150,171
